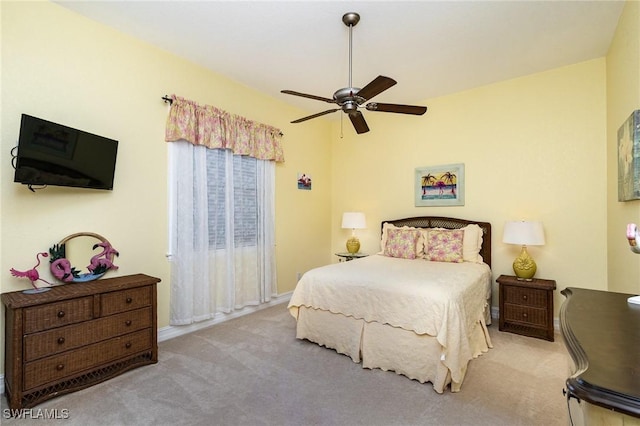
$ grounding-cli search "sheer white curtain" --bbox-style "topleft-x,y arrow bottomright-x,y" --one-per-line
168,141 -> 276,325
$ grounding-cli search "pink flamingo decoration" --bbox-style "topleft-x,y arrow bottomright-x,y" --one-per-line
10,252 -> 53,293
51,258 -> 74,282
87,241 -> 119,273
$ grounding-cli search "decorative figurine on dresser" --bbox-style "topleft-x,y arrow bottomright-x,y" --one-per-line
3,233 -> 160,411
9,252 -> 55,294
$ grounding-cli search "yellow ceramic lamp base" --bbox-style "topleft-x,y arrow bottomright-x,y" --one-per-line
513,246 -> 537,280
346,236 -> 360,254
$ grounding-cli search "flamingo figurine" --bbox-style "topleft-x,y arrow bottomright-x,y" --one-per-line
628,223 -> 640,254
10,252 -> 53,293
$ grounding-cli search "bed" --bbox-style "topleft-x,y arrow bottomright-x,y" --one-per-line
287,216 -> 493,393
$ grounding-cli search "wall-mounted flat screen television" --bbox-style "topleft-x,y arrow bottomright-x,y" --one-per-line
13,114 -> 118,190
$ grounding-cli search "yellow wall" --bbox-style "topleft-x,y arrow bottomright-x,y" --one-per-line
0,1 -> 332,375
331,59 -> 609,312
607,0 -> 640,293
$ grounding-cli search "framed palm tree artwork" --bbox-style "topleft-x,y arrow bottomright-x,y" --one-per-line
415,163 -> 465,207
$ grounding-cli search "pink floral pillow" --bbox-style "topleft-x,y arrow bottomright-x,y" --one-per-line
383,228 -> 420,259
425,229 -> 464,263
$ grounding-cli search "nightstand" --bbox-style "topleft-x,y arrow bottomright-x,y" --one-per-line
497,274 -> 556,341
335,252 -> 368,262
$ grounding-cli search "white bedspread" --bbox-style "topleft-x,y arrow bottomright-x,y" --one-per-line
288,254 -> 492,383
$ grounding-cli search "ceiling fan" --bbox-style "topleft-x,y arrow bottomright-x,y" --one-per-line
281,12 -> 427,134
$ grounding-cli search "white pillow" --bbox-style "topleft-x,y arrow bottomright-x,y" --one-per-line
461,224 -> 484,263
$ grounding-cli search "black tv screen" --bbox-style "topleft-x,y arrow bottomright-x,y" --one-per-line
14,114 -> 118,190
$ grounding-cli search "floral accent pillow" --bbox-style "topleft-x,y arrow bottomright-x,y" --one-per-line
425,229 -> 464,263
380,223 -> 425,257
383,228 -> 420,259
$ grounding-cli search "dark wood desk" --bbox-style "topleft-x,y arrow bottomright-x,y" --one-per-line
561,287 -> 640,419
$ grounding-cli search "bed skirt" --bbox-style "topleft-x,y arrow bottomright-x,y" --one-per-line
291,305 -> 492,393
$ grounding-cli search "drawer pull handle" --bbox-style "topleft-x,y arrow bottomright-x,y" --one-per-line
125,320 -> 132,326
125,342 -> 132,349
57,310 -> 65,318
126,297 -> 133,304
56,364 -> 64,371
523,313 -> 528,318
522,295 -> 528,301
57,337 -> 65,345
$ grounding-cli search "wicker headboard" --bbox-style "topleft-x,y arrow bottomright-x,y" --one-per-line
381,216 -> 492,268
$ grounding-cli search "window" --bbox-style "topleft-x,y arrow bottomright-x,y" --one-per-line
168,142 -> 276,324
206,150 -> 258,249
165,96 -> 281,325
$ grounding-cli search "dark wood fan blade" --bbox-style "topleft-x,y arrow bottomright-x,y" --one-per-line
281,90 -> 335,103
356,76 -> 397,101
366,102 -> 427,115
348,111 -> 370,134
291,109 -> 340,123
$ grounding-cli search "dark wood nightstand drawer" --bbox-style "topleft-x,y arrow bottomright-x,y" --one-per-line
503,303 -> 548,327
503,286 -> 547,308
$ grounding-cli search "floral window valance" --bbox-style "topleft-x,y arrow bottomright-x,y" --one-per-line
165,95 -> 284,162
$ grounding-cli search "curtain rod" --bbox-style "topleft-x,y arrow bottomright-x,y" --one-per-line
161,95 -> 284,137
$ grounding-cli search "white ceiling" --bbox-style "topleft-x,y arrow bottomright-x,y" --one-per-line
55,1 -> 625,120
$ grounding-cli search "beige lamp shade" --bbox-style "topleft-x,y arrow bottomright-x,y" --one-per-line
503,221 -> 545,280
342,212 -> 366,254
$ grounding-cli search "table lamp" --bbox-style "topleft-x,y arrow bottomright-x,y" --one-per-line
503,221 -> 545,280
342,212 -> 366,254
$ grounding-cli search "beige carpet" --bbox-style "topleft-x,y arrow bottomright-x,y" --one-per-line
1,304 -> 569,425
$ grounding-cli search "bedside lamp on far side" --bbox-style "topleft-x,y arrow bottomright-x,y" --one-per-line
503,221 -> 545,281
342,212 -> 366,254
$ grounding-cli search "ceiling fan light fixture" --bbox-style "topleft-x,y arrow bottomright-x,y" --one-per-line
342,101 -> 358,113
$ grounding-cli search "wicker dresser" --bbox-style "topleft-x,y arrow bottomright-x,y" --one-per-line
2,273 -> 160,410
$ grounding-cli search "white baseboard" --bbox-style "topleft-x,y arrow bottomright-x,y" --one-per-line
158,292 -> 292,342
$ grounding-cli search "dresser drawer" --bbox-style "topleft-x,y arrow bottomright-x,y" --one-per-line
24,297 -> 93,333
503,286 -> 547,308
23,328 -> 153,391
24,307 -> 153,362
101,286 -> 151,316
503,303 -> 548,327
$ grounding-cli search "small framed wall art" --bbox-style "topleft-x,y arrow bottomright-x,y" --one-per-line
297,173 -> 312,190
415,163 -> 465,207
